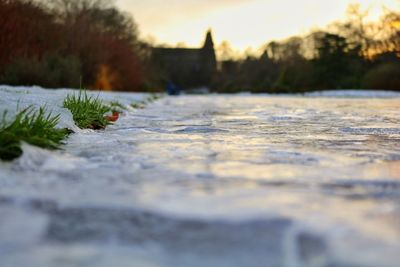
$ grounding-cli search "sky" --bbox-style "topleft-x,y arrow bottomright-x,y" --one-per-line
116,0 -> 399,51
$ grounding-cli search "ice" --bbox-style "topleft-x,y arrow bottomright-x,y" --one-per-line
305,89 -> 400,98
1,86 -> 400,267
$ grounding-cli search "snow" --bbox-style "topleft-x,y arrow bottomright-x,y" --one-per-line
1,85 -> 400,267
0,85 -> 149,132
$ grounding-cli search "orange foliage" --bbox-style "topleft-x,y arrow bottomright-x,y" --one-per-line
93,64 -> 117,91
89,36 -> 143,91
101,36 -> 143,91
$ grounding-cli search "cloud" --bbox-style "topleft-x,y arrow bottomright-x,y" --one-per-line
116,0 -> 252,31
116,0 -> 399,49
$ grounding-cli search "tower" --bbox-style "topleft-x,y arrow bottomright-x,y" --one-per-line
201,30 -> 217,86
203,30 -> 215,50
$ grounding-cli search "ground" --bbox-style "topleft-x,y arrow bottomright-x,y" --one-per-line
0,86 -> 400,267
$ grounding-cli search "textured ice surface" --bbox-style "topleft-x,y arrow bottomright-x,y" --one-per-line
1,86 -> 400,267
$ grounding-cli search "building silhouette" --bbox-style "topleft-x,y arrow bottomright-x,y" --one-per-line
152,30 -> 217,90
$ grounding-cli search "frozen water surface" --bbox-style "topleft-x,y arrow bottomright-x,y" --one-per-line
1,86 -> 400,267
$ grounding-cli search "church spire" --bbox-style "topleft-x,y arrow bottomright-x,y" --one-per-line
203,29 -> 214,50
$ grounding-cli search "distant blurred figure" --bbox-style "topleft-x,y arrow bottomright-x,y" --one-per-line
166,82 -> 181,95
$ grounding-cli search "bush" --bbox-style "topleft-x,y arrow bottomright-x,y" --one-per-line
363,63 -> 400,90
0,0 -> 144,91
0,53 -> 82,88
0,0 -> 60,70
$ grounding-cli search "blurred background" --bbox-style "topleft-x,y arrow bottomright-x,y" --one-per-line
0,0 -> 399,92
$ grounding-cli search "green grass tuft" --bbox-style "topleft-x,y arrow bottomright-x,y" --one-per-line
108,101 -> 126,113
130,94 -> 163,109
0,107 -> 70,161
147,93 -> 162,102
130,102 -> 146,109
63,91 -> 111,129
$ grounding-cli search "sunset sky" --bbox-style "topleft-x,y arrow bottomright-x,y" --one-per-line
116,0 -> 399,51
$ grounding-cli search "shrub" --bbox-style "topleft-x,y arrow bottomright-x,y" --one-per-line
0,0 -> 60,70
0,0 -> 144,91
363,63 -> 400,90
0,53 -> 81,88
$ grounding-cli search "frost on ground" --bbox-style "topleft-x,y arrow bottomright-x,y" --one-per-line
0,85 -> 400,267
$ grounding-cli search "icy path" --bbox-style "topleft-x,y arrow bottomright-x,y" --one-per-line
1,87 -> 400,267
